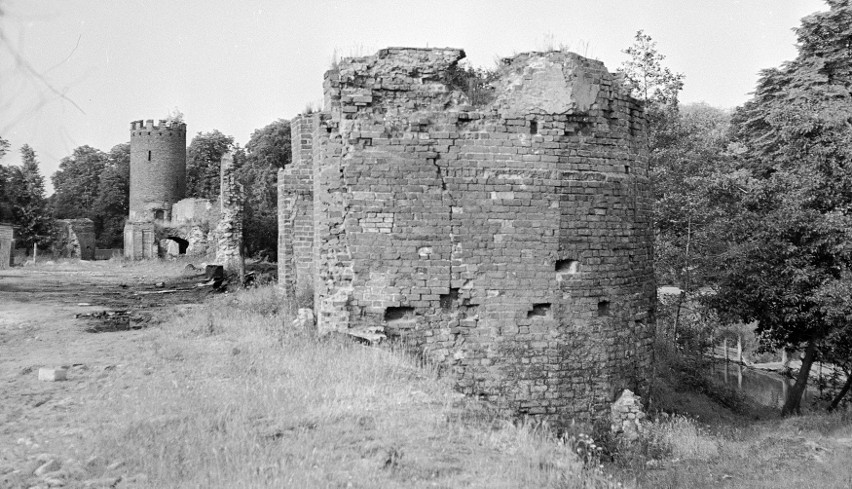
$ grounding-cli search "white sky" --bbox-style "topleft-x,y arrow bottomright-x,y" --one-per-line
0,0 -> 826,192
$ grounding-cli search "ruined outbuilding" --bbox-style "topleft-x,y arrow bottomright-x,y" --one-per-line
53,218 -> 95,260
278,48 -> 655,419
0,223 -> 13,269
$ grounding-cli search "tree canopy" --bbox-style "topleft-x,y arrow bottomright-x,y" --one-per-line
237,119 -> 291,259
186,130 -> 234,201
0,144 -> 54,248
710,0 -> 852,414
51,145 -> 108,219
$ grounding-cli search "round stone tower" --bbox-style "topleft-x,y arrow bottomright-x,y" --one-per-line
128,119 -> 187,221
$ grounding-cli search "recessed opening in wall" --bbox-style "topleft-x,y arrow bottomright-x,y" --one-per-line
154,209 -> 165,220
598,301 -> 611,317
147,150 -> 152,161
527,303 -> 551,318
384,307 -> 415,323
555,259 -> 579,274
440,288 -> 459,311
530,120 -> 538,135
166,236 -> 189,255
625,165 -> 631,174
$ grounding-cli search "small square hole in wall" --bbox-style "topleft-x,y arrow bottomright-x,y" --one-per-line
555,259 -> 579,274
527,303 -> 551,318
598,301 -> 610,317
530,120 -> 538,135
625,165 -> 631,174
384,307 -> 415,323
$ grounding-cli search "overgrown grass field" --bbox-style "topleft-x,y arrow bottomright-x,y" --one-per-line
83,286 -> 622,488
9,269 -> 848,488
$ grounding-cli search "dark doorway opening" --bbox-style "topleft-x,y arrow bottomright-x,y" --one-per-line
166,236 -> 189,255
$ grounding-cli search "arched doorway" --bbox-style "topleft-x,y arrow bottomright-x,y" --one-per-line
165,236 -> 189,256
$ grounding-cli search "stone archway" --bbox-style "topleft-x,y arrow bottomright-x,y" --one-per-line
164,236 -> 189,256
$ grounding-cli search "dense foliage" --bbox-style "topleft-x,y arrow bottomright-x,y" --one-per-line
238,119 -> 291,259
708,0 -> 852,414
186,130 -> 234,201
0,142 -> 53,248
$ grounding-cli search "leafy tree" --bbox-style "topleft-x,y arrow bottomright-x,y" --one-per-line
711,0 -> 852,415
0,136 -> 12,222
6,145 -> 53,248
186,130 -> 234,201
654,105 -> 742,285
0,136 -> 9,160
237,119 -> 291,259
618,30 -> 685,148
244,119 -> 291,170
51,145 -> 108,219
92,143 -> 130,247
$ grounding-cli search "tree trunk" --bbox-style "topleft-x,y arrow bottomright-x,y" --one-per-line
828,372 -> 852,412
781,339 -> 817,416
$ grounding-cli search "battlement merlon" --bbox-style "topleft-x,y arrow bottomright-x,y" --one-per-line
130,119 -> 188,132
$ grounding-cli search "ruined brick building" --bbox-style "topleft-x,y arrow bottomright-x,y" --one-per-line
279,48 -> 655,419
123,119 -> 244,270
54,218 -> 95,260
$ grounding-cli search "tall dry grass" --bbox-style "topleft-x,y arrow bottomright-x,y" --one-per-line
83,286 -> 620,488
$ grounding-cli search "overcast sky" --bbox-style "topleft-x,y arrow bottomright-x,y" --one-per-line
0,0 -> 826,192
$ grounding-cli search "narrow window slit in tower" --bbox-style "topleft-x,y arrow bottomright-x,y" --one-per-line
625,165 -> 631,174
147,150 -> 152,161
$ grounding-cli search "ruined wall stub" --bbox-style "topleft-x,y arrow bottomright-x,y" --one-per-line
54,219 -> 96,260
0,224 -> 13,269
278,115 -> 316,308
214,152 -> 244,276
280,47 -> 655,420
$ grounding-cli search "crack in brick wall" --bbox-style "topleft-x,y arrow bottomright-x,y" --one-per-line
279,47 -> 656,420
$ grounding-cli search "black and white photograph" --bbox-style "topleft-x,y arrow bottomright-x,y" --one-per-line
1,1 -> 850,487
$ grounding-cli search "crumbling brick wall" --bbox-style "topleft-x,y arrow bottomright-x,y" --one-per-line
280,47 -> 656,420
278,115 -> 316,307
214,152 -> 244,275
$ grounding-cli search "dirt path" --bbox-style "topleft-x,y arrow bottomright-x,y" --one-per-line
0,260 -> 211,489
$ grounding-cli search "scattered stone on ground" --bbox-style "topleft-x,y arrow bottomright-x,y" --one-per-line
37,368 -> 67,382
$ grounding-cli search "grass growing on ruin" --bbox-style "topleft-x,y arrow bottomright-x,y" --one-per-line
84,285 -> 621,488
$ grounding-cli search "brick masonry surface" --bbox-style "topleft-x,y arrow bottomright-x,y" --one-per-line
279,47 -> 656,420
128,119 -> 187,222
